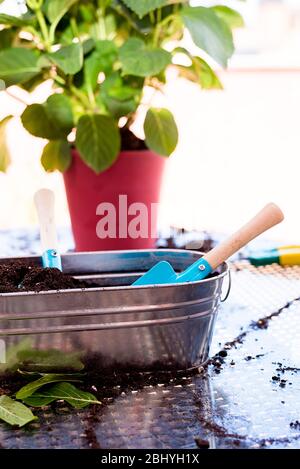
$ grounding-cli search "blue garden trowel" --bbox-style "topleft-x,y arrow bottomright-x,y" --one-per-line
34,189 -> 62,271
133,203 -> 284,286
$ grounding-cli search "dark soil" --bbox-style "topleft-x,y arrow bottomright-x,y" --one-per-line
82,352 -> 202,388
0,261 -> 31,293
195,437 -> 210,449
120,127 -> 147,151
21,266 -> 88,291
0,261 -> 89,293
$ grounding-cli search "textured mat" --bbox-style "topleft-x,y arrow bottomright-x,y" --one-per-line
1,261 -> 300,449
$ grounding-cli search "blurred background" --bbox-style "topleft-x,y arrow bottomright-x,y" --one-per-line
1,0 -> 300,243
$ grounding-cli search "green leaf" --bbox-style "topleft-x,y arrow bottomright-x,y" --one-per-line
120,38 -> 171,77
21,104 -> 63,140
212,6 -> 244,29
101,73 -> 141,119
46,94 -> 74,133
76,114 -> 120,173
23,382 -> 101,409
0,396 -> 37,427
144,108 -> 178,156
41,140 -> 71,173
174,49 -> 222,89
181,6 -> 234,67
19,73 -> 44,92
103,94 -> 138,120
0,48 -> 40,87
177,59 -> 222,90
120,0 -> 182,19
47,43 -> 83,75
0,29 -> 16,50
16,373 -> 82,400
0,13 -> 33,27
0,115 -> 12,172
84,40 -> 117,91
45,0 -> 79,27
121,0 -> 168,19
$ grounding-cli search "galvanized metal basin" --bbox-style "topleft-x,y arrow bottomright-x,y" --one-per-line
0,250 -> 229,372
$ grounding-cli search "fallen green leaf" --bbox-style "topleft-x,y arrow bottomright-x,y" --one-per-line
0,395 -> 36,427
23,382 -> 101,409
16,374 -> 82,400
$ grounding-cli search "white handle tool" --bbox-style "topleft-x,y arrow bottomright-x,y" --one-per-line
34,189 -> 62,270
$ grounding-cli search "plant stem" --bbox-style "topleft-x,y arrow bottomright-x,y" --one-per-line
96,0 -> 107,40
53,75 -> 66,86
36,8 -> 50,51
70,17 -> 80,39
149,11 -> 155,24
70,85 -> 93,110
153,14 -> 176,47
157,8 -> 162,24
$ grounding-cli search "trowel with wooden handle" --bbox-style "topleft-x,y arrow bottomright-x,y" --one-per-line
133,203 -> 284,286
34,189 -> 62,271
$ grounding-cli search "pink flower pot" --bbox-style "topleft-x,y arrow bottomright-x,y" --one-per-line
63,148 -> 166,251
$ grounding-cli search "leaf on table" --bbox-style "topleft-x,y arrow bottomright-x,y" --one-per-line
0,395 -> 37,427
16,373 -> 82,400
23,382 -> 101,409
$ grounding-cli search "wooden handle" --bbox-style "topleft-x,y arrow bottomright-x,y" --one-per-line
204,203 -> 284,269
34,189 -> 58,252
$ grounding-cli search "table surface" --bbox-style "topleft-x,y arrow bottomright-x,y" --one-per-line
1,229 -> 300,449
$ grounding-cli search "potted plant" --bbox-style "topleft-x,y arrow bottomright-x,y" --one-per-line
0,0 -> 243,251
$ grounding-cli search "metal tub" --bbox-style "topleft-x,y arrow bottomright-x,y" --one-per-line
0,249 -> 229,372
